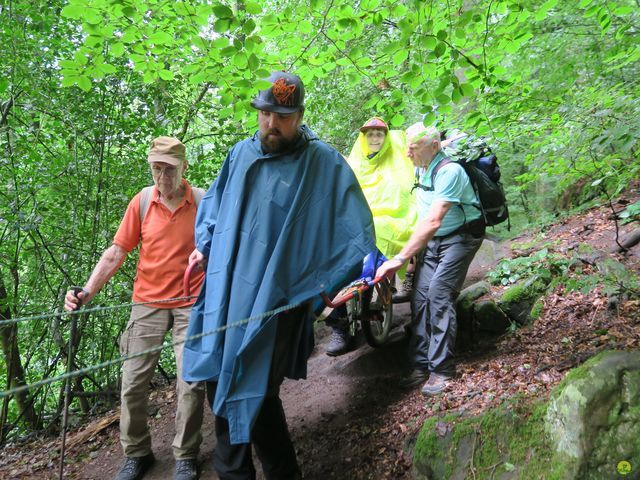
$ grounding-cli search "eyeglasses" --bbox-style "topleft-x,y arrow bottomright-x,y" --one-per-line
151,166 -> 178,177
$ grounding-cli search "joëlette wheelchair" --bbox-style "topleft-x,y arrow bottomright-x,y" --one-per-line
320,250 -> 394,347
183,250 -> 394,347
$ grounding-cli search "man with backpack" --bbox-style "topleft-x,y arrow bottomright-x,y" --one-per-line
64,136 -> 206,480
375,123 -> 485,395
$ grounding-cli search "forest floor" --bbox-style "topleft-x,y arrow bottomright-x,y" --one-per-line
2,186 -> 640,480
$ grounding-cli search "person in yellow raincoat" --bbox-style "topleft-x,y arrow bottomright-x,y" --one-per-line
325,117 -> 418,356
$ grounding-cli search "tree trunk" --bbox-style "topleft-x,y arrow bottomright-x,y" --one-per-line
0,274 -> 39,442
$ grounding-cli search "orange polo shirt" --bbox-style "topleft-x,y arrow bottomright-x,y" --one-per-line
113,181 -> 204,308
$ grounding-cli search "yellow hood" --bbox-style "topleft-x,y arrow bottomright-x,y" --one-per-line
347,129 -> 418,259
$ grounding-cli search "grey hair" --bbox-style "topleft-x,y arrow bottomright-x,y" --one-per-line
406,122 -> 440,144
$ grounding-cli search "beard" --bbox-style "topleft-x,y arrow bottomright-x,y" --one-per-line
260,128 -> 300,153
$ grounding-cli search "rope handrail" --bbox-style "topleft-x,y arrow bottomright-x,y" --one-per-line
0,300 -> 302,399
0,295 -> 198,327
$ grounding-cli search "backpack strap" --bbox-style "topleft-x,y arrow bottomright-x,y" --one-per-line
428,157 -> 476,225
431,158 -> 480,209
429,158 -> 452,188
139,186 -> 205,224
411,169 -> 427,193
411,158 -> 452,193
138,186 -> 154,224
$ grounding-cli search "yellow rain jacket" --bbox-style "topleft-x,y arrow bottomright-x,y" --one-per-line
346,128 -> 418,259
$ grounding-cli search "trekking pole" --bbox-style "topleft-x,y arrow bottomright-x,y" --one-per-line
58,287 -> 83,480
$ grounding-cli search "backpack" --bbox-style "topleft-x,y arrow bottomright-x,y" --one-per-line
413,136 -> 510,228
139,185 -> 206,223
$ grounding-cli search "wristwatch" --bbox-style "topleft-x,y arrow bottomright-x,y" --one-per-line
393,254 -> 407,264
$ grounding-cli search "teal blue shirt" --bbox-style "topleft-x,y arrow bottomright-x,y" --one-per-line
416,151 -> 481,236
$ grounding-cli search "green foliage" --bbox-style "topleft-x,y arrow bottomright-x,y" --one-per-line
487,248 -> 570,286
490,245 -> 639,298
564,261 -> 640,298
50,0 -> 640,209
562,273 -> 602,295
0,0 -> 236,439
619,200 -> 640,225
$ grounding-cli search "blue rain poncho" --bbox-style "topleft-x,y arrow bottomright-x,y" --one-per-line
182,125 -> 375,444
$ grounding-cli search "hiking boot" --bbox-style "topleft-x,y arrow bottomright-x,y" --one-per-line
421,373 -> 452,396
392,272 -> 414,304
174,459 -> 198,480
325,328 -> 351,356
399,368 -> 429,388
115,453 -> 155,480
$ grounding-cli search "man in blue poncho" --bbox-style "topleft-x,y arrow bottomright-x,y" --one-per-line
182,71 -> 376,479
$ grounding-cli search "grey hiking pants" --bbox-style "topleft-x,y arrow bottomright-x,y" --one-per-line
119,304 -> 205,459
410,231 -> 483,376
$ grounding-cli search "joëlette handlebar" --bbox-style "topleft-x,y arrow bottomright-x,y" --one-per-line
183,260 -> 199,297
320,276 -> 384,309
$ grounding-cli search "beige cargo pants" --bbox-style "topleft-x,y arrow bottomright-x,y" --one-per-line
119,304 -> 205,459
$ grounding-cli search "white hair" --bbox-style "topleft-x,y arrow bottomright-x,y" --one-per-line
406,122 -> 440,144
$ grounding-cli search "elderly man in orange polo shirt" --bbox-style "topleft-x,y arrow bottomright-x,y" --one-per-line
64,137 -> 206,480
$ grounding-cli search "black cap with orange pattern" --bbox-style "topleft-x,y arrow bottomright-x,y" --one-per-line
251,71 -> 305,114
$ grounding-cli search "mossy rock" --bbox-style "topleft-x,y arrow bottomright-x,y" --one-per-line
499,275 -> 548,325
473,299 -> 511,333
413,350 -> 640,479
455,281 -> 491,351
530,298 -> 544,320
413,400 -> 567,479
458,281 -> 491,306
595,256 -> 631,278
545,350 -> 640,479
